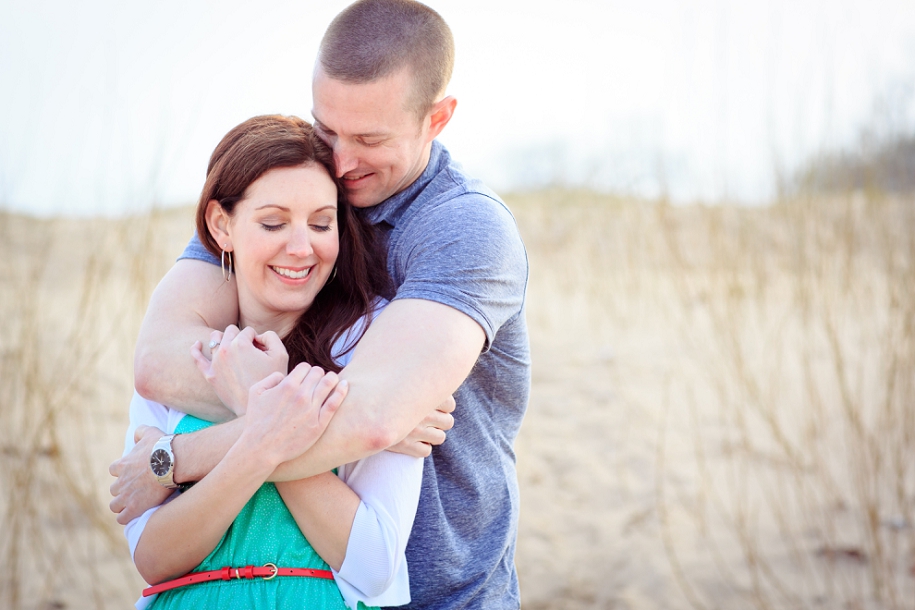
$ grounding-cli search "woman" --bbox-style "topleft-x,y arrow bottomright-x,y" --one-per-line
121,115 -> 421,610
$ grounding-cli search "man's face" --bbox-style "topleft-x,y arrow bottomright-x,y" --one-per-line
312,66 -> 433,208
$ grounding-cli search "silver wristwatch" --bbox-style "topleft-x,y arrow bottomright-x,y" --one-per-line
150,434 -> 179,489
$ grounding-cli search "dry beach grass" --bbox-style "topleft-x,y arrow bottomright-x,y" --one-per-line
0,191 -> 913,609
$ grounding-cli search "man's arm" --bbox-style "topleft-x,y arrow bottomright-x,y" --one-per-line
111,298 -> 479,523
176,298 -> 483,482
134,260 -> 239,421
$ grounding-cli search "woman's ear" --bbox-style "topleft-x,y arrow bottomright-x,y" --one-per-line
205,199 -> 233,251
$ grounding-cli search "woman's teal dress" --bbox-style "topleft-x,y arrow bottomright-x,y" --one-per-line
149,415 -> 377,610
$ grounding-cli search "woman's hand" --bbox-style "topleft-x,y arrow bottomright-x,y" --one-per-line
191,325 -> 289,416
387,394 -> 455,458
239,363 -> 347,468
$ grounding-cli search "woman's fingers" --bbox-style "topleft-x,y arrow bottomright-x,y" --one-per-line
242,366 -> 341,466
232,326 -> 257,350
300,368 -> 338,406
249,365 -> 341,427
286,361 -> 314,385
208,329 -> 225,356
251,371 -> 286,395
218,325 -> 240,351
255,330 -> 285,355
319,380 -> 348,424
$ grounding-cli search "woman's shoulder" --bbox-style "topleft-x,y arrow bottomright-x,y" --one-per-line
330,297 -> 388,367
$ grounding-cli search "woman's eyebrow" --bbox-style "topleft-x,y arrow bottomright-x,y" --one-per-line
254,204 -> 337,213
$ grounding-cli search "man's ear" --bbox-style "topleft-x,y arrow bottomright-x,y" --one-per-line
425,95 -> 457,142
205,199 -> 233,251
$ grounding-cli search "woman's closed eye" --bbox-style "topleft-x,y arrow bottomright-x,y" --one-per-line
311,224 -> 333,233
261,223 -> 285,232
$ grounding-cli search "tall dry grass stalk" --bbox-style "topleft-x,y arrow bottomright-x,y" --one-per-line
0,208 -> 193,609
657,193 -> 914,609
510,189 -> 914,609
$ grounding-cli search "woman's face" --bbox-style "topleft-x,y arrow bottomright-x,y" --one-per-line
218,163 -> 339,335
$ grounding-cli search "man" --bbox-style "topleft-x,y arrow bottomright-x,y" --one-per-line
109,1 -> 530,608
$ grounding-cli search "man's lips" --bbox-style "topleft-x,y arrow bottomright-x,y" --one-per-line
341,171 -> 373,184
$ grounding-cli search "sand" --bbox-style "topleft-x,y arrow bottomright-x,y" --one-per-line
1,191 -> 913,609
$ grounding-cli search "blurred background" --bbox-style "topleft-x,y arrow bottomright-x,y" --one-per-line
2,0 -> 914,215
1,1 -> 914,609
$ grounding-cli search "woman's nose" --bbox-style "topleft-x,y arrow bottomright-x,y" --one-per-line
287,229 -> 313,257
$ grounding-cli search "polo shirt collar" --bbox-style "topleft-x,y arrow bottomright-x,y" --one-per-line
360,140 -> 446,227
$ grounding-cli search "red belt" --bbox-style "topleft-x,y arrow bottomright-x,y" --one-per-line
142,563 -> 334,597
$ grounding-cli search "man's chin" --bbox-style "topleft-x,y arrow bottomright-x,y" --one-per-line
345,190 -> 384,209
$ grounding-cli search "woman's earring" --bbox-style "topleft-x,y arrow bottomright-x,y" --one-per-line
329,265 -> 337,283
221,245 -> 233,282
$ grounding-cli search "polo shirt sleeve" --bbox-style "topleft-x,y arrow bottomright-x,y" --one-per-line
177,231 -> 219,265
391,193 -> 528,352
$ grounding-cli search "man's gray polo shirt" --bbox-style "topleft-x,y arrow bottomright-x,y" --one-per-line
360,141 -> 530,609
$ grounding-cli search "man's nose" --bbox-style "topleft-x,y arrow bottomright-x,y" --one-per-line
333,141 -> 359,177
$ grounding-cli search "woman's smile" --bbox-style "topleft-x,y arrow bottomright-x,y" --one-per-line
271,265 -> 314,281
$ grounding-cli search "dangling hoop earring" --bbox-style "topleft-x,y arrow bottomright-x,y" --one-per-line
221,245 -> 233,282
329,265 -> 337,283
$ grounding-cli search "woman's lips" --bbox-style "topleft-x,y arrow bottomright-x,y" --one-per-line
271,265 -> 312,280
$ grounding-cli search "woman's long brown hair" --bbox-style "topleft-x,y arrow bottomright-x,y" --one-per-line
195,114 -> 391,372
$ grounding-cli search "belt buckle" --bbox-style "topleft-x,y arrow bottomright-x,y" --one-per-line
262,563 -> 278,581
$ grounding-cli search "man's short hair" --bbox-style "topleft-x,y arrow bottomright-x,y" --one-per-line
318,0 -> 455,118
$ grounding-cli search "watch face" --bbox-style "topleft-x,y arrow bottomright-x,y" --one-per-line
151,448 -> 172,477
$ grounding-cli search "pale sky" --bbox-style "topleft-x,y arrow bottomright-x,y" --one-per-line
1,0 -> 913,216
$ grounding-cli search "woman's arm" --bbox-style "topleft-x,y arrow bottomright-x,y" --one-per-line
133,365 -> 345,583
275,475 -> 357,571
277,450 -> 423,606
133,434 -> 276,583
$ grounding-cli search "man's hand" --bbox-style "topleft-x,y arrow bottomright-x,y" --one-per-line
109,425 -> 172,525
388,395 -> 455,458
191,325 -> 289,417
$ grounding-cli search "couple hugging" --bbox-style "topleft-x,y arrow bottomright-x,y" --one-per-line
107,1 -> 530,609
